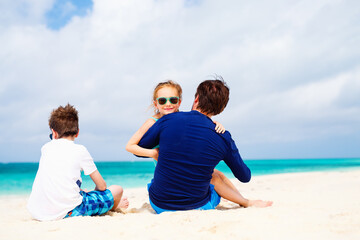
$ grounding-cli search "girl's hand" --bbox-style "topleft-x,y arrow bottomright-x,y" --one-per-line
213,121 -> 226,134
150,149 -> 159,161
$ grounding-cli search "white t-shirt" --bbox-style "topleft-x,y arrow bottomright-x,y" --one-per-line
27,139 -> 97,221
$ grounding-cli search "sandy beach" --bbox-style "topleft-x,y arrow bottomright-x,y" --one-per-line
1,170 -> 359,240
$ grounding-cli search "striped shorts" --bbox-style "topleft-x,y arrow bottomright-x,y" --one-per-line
65,189 -> 114,218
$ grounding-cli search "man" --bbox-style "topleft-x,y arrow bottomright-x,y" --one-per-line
139,78 -> 271,213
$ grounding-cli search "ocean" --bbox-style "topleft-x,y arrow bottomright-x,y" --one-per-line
1,158 -> 359,195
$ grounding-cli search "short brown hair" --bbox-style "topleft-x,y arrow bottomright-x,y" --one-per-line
195,77 -> 229,116
49,104 -> 79,138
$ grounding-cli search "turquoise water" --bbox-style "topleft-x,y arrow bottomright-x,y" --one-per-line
0,158 -> 359,195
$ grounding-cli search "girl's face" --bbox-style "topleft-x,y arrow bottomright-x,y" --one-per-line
154,87 -> 181,116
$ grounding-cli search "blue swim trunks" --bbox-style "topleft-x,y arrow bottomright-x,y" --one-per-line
65,189 -> 114,218
147,183 -> 221,214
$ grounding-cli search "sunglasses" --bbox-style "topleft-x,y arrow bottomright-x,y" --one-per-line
156,97 -> 179,105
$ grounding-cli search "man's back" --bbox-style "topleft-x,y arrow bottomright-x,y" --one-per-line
139,110 -> 251,210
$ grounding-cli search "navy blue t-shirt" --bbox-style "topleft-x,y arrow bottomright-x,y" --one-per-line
138,110 -> 251,210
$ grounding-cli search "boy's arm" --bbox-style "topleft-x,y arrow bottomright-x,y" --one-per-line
89,170 -> 107,191
126,118 -> 158,159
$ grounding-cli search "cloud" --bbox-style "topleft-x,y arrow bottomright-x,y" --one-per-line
45,0 -> 93,30
0,0 -> 54,27
226,68 -> 360,143
0,0 -> 360,161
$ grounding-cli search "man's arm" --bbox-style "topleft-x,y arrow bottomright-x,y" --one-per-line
137,119 -> 161,154
223,134 -> 251,183
126,118 -> 159,159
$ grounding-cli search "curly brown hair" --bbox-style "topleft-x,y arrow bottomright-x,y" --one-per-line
195,77 -> 229,116
49,103 -> 79,138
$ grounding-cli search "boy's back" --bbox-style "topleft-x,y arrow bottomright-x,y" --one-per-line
27,138 -> 96,221
28,103 -> 128,221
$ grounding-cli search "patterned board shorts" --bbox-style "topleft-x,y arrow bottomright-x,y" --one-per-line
65,189 -> 114,218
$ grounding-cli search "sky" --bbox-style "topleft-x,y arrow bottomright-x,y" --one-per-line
0,0 -> 359,162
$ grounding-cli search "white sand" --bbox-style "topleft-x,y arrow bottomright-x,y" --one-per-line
1,170 -> 359,240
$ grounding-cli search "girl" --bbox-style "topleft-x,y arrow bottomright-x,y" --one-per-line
126,80 -> 272,208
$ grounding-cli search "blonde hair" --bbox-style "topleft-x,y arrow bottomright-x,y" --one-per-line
152,80 -> 182,114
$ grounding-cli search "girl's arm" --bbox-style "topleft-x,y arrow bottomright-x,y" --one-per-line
126,118 -> 159,160
213,120 -> 226,134
89,170 -> 107,191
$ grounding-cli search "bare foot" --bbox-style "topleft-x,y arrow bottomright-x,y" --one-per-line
119,197 -> 129,209
248,199 -> 273,208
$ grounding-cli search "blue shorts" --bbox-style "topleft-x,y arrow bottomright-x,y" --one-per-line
65,189 -> 114,218
147,183 -> 221,214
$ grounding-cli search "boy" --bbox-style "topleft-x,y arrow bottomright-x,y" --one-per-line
27,104 -> 129,221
